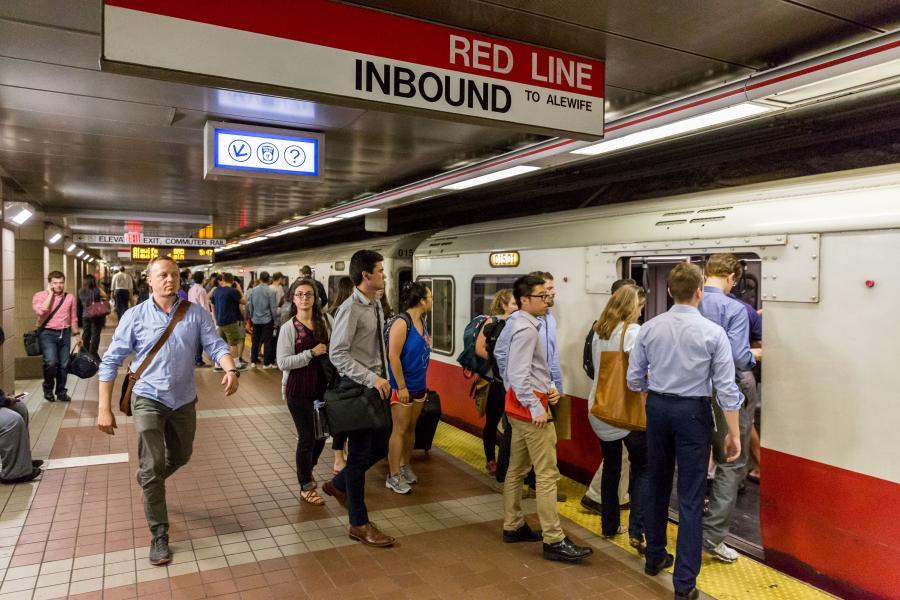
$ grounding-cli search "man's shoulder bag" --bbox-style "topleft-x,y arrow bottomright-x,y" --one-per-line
590,324 -> 647,430
24,293 -> 67,356
323,376 -> 391,434
119,301 -> 191,416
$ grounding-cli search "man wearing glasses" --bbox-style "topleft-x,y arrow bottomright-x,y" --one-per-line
494,275 -> 592,563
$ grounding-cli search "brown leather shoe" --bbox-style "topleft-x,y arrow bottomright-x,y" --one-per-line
322,480 -> 347,508
349,523 -> 395,547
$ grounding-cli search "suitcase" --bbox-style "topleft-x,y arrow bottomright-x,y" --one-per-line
414,390 -> 442,451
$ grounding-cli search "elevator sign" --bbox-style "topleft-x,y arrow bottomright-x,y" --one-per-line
203,122 -> 322,180
102,0 -> 605,139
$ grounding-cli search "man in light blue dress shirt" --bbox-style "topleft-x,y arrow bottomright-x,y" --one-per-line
627,262 -> 742,600
97,256 -> 239,566
699,254 -> 762,564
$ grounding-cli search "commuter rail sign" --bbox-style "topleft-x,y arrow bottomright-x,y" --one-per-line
102,0 -> 605,139
74,234 -> 226,248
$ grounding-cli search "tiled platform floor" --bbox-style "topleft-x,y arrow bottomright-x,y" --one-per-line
0,336 -> 675,600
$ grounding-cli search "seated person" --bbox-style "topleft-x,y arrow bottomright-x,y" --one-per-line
0,391 -> 42,484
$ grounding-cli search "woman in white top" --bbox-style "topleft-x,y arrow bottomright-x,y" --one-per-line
587,284 -> 648,552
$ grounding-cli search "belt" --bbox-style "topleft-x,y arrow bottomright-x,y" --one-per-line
648,390 -> 711,402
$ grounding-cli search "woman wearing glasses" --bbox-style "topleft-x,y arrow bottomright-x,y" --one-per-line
277,279 -> 334,505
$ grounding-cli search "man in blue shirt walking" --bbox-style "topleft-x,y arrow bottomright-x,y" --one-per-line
246,271 -> 278,368
699,254 -> 762,563
628,262 -> 742,600
97,256 -> 240,566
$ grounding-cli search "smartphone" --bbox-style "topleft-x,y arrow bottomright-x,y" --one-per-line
13,392 -> 27,401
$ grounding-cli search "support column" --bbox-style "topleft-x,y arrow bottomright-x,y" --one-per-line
64,254 -> 77,296
14,220 -> 47,378
0,182 -> 15,391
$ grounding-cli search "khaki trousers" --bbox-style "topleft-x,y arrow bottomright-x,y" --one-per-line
503,417 -> 564,544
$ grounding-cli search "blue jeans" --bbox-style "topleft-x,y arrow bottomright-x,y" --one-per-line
39,328 -> 71,397
644,392 -> 713,595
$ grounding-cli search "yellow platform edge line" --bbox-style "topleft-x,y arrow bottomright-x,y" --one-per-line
432,421 -> 835,600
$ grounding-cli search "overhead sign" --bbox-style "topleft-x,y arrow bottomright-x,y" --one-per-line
74,234 -> 226,247
102,0 -> 605,139
490,251 -> 520,267
203,122 -> 322,180
130,246 -> 215,262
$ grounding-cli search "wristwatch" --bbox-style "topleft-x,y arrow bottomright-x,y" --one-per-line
226,369 -> 240,378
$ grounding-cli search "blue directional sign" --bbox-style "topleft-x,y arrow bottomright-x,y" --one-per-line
204,121 -> 322,179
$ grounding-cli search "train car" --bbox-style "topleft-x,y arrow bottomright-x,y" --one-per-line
208,232 -> 430,311
414,163 -> 900,600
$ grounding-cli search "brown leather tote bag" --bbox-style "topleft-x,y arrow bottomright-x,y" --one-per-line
590,324 -> 647,430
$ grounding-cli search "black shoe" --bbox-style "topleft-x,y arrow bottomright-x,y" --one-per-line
543,537 -> 593,563
645,553 -> 675,576
502,523 -> 542,543
1,467 -> 42,484
580,495 -> 602,515
148,533 -> 171,565
31,460 -> 44,468
675,588 -> 700,599
43,393 -> 55,402
56,394 -> 71,402
195,361 -> 210,368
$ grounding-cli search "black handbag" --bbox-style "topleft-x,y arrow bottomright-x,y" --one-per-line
323,376 -> 391,434
24,293 -> 67,356
69,350 -> 100,379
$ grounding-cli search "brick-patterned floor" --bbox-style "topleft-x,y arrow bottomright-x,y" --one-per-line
0,330 -> 673,600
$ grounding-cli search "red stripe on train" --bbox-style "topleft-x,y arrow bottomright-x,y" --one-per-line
761,448 -> 900,600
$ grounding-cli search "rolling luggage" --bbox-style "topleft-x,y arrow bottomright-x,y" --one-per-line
414,390 -> 442,451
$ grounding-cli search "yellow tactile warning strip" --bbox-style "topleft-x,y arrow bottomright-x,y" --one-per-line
432,422 -> 836,600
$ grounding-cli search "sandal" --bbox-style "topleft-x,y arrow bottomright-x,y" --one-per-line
603,524 -> 628,538
300,489 -> 325,506
629,536 -> 647,555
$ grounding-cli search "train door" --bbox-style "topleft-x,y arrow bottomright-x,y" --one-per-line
627,253 -> 764,558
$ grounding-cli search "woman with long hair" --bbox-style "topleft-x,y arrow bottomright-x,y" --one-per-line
325,275 -> 354,473
476,288 -> 517,475
384,282 -> 433,494
276,279 -> 333,505
78,274 -> 108,357
588,284 -> 648,551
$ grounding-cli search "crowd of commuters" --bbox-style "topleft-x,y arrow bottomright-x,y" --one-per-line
64,247 -> 760,595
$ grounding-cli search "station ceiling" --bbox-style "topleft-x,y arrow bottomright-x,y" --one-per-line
1,0 -> 898,257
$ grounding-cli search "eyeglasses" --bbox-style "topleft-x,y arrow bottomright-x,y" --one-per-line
293,292 -> 315,299
524,293 -> 550,302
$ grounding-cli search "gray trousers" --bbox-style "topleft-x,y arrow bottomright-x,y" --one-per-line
132,395 -> 197,536
0,403 -> 32,480
703,373 -> 757,545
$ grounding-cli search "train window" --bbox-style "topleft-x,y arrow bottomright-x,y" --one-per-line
417,276 -> 454,355
470,274 -> 523,320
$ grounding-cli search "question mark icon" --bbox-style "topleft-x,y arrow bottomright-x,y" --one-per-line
284,145 -> 306,168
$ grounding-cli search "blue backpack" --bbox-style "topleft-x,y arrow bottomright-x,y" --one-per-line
456,315 -> 492,377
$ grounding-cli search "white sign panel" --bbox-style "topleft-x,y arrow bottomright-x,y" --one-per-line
102,0 -> 605,139
74,234 -> 226,247
203,122 -> 322,180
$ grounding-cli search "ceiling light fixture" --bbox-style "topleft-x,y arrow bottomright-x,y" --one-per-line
269,225 -> 309,236
48,233 -> 62,244
11,207 -> 33,225
308,217 -> 341,226
337,207 -> 380,219
66,244 -> 77,252
76,250 -> 84,257
441,165 -> 541,191
571,103 -> 774,156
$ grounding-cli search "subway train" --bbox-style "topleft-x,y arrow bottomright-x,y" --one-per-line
211,164 -> 900,600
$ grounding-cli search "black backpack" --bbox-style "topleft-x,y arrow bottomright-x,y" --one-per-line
481,318 -> 508,380
583,321 -> 597,379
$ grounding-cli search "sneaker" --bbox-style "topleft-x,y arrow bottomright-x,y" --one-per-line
263,363 -> 278,370
385,473 -> 411,495
399,464 -> 418,485
148,533 -> 171,565
704,540 -> 739,563
235,360 -> 249,371
248,362 -> 258,369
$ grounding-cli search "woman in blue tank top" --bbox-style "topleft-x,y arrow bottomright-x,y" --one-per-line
385,282 -> 433,494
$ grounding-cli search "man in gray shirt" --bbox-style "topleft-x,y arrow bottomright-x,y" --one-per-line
323,250 -> 394,548
494,275 -> 592,563
246,271 -> 278,368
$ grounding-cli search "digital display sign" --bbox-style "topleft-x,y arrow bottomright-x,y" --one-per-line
130,247 -> 213,262
489,251 -> 520,267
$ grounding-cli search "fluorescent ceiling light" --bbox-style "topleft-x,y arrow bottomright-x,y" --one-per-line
308,217 -> 341,226
66,244 -> 77,252
76,250 -> 84,257
338,207 -> 380,219
244,236 -> 268,244
441,165 -> 541,191
48,233 -> 62,244
11,208 -> 33,225
769,57 -> 900,104
268,225 -> 309,236
572,103 -> 773,156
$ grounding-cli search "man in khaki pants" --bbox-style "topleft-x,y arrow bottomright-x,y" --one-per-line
494,274 -> 592,563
